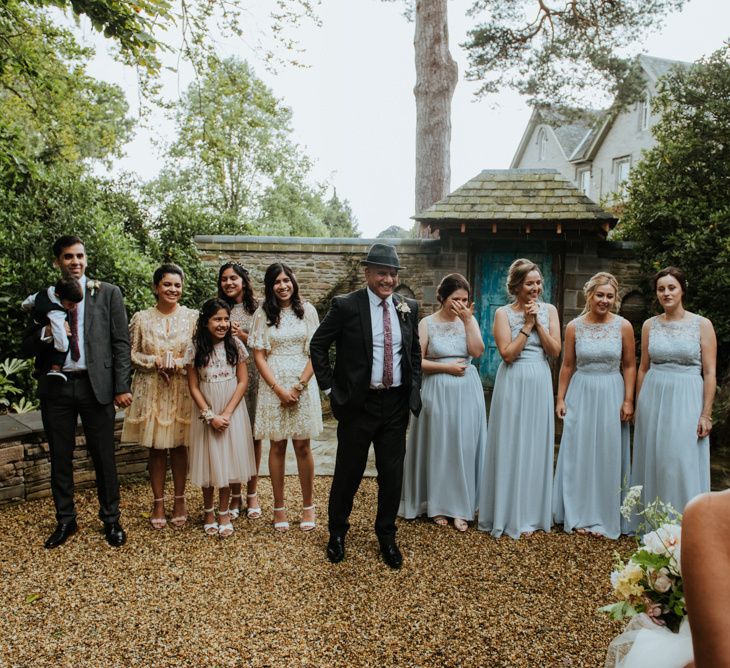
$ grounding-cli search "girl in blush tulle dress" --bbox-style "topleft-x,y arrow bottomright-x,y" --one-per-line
186,299 -> 256,538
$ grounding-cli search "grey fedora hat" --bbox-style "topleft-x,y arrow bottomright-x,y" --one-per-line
361,243 -> 404,270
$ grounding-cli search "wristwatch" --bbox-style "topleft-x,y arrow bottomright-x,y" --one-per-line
294,380 -> 307,392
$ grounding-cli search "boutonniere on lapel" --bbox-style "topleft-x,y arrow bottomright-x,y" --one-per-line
395,300 -> 411,322
87,279 -> 101,297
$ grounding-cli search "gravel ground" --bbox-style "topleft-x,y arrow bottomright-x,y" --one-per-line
0,476 -> 631,667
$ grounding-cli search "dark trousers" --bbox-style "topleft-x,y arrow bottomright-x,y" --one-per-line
39,375 -> 120,524
328,386 -> 409,543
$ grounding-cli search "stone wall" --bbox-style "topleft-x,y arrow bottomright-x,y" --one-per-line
195,235 -> 470,316
0,412 -> 147,506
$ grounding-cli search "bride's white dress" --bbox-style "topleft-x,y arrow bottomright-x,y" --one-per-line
605,614 -> 693,668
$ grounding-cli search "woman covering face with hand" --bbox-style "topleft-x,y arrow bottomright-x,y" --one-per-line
630,267 -> 717,522
552,273 -> 636,539
477,258 -> 561,539
399,274 -> 487,532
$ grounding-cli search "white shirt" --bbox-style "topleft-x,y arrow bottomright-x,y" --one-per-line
367,287 -> 403,388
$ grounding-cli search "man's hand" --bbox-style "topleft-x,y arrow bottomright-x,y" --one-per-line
114,393 -> 133,408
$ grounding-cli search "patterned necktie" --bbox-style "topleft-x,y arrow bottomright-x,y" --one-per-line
69,308 -> 80,362
381,300 -> 393,388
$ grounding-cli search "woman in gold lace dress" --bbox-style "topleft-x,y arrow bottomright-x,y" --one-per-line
217,262 -> 262,520
249,263 -> 322,532
121,264 -> 198,529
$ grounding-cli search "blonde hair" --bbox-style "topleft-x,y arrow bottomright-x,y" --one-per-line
581,272 -> 620,315
506,258 -> 542,299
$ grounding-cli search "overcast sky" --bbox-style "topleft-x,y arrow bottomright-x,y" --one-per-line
83,0 -> 730,238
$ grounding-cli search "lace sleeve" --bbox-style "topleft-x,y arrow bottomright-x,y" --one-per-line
303,302 -> 320,356
129,311 -> 157,370
234,337 -> 250,362
182,343 -> 196,367
248,307 -> 271,351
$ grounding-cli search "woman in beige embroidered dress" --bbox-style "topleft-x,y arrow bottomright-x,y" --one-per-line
217,262 -> 262,520
249,263 -> 322,532
121,264 -> 198,529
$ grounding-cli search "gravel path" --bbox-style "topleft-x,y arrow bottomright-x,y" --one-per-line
0,476 -> 630,667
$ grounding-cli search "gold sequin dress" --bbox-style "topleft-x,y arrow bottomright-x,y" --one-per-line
121,305 -> 198,449
249,302 -> 323,441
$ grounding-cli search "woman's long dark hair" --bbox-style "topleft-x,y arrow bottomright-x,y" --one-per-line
192,299 -> 240,368
217,262 -> 257,315
262,262 -> 304,327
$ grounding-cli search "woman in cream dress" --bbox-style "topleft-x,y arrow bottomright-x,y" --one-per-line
249,263 -> 322,532
121,264 -> 198,529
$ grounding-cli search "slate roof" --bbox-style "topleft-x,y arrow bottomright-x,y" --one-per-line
414,169 -> 616,224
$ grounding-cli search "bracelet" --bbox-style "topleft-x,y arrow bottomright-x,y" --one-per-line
199,407 -> 215,424
270,381 -> 278,391
519,329 -> 530,338
701,414 -> 713,422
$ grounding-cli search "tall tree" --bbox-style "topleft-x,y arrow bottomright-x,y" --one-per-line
392,0 -> 686,236
413,0 -> 457,235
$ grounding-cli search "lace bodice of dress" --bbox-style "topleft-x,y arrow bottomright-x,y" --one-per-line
425,316 -> 471,364
230,302 -> 257,334
185,339 -> 248,384
648,315 -> 702,373
574,315 -> 623,374
503,302 -> 550,361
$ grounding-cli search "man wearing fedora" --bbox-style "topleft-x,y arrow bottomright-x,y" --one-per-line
310,243 -> 422,569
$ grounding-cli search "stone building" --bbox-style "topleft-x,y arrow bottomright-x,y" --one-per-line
511,55 -> 688,204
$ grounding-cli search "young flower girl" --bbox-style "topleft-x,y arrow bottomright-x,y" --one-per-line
186,299 -> 256,537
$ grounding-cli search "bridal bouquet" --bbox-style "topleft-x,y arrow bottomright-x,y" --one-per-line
599,486 -> 685,633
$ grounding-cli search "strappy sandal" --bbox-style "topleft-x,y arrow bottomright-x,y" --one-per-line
433,516 -> 448,526
229,494 -> 242,520
453,518 -> 468,532
273,506 -> 289,532
170,495 -> 187,528
300,504 -> 316,532
150,498 -> 167,529
246,492 -> 262,519
203,507 -> 218,536
218,510 -> 234,538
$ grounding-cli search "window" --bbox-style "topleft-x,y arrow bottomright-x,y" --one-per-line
578,169 -> 591,197
614,156 -> 631,194
639,91 -> 651,131
537,128 -> 548,161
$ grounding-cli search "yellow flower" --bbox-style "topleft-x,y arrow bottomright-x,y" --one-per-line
611,560 -> 644,600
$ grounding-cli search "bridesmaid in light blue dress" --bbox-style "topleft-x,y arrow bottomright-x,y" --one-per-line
552,273 -> 636,539
399,274 -> 487,531
631,267 -> 717,520
477,259 -> 562,538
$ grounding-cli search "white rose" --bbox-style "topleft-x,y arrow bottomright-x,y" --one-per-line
652,568 -> 673,593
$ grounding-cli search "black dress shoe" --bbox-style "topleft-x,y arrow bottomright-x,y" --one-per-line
379,541 -> 403,569
327,535 -> 345,563
44,520 -> 78,549
103,521 -> 127,547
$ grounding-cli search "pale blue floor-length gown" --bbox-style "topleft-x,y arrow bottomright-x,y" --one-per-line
477,303 -> 554,538
399,316 -> 487,521
631,315 -> 709,520
552,315 -> 630,538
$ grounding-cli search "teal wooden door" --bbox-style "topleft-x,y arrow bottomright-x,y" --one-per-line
473,250 -> 555,387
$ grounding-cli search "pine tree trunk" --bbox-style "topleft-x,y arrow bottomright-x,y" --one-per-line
413,0 -> 458,238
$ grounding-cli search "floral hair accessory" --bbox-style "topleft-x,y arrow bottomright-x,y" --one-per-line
87,279 -> 101,296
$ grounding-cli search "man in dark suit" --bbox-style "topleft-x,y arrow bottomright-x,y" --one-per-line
310,243 -> 421,569
22,235 -> 133,548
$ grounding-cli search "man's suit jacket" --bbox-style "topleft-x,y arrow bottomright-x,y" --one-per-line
22,280 -> 132,406
310,288 -> 422,419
